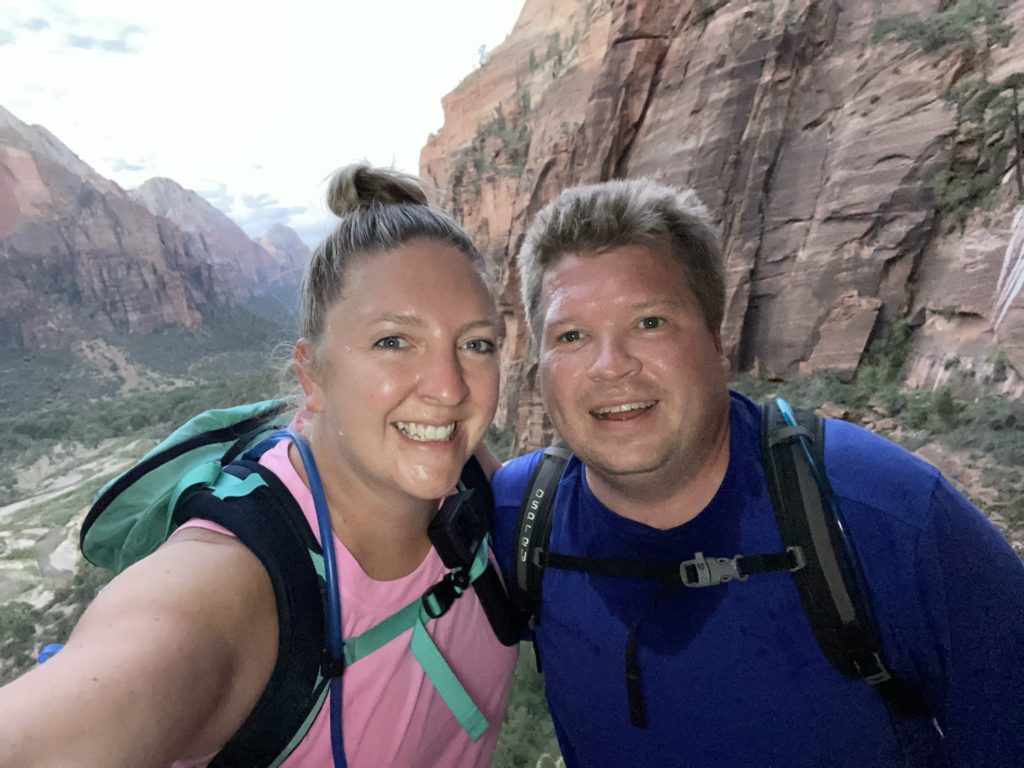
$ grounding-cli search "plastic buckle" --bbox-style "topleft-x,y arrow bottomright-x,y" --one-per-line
786,545 -> 807,572
859,653 -> 893,686
421,570 -> 469,619
679,552 -> 748,588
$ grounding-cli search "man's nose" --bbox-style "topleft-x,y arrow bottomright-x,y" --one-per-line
588,335 -> 641,381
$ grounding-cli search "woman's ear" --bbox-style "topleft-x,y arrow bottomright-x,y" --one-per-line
293,339 -> 325,413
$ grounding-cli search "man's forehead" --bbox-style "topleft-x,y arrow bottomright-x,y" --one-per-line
539,251 -> 694,322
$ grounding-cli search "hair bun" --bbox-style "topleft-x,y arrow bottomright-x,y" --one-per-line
326,163 -> 428,217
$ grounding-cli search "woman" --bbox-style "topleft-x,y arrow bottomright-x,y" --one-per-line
0,164 -> 518,766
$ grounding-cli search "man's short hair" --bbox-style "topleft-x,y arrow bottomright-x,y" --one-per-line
518,178 -> 724,340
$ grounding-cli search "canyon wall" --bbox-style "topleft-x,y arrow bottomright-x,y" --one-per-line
421,0 -> 1024,447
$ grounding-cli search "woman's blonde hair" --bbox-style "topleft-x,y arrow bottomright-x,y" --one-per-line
300,163 -> 488,349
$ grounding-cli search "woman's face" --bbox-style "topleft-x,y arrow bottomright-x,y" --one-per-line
298,238 -> 499,503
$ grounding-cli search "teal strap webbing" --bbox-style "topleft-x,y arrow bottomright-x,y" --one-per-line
339,536 -> 493,739
342,600 -> 421,667
168,462 -> 222,514
411,616 -> 489,740
211,472 -> 268,501
267,677 -> 331,768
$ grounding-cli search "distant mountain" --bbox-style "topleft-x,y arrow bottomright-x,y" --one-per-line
0,104 -> 306,351
258,223 -> 311,278
131,178 -> 301,297
0,105 -> 221,348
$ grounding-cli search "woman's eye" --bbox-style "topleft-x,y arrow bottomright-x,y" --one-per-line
464,338 -> 496,354
639,316 -> 664,330
374,336 -> 408,350
557,330 -> 582,344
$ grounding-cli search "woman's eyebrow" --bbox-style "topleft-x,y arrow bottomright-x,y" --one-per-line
458,319 -> 499,334
370,312 -> 424,326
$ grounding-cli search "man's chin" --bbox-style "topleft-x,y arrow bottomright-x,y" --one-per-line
578,451 -> 666,480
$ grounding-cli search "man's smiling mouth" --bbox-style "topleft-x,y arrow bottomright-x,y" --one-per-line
590,401 -> 657,420
395,421 -> 456,441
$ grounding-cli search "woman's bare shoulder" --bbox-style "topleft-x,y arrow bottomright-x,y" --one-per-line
0,532 -> 279,766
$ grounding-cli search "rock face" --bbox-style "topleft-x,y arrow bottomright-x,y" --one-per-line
421,0 -> 1024,446
257,223 -> 312,288
131,178 -> 293,297
0,106 -> 217,348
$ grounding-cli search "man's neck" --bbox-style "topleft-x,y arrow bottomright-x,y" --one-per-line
584,409 -> 732,531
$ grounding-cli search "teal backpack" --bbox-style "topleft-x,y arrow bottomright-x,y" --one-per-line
77,399 -> 517,768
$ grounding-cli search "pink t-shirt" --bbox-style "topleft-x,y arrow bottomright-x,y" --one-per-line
175,440 -> 518,767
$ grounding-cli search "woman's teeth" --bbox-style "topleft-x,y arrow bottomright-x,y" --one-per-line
395,422 -> 456,441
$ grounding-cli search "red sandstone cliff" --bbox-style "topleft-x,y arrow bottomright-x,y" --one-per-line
421,0 -> 1024,447
0,105 -> 221,348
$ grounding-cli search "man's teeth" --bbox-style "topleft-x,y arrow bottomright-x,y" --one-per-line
395,422 -> 456,442
592,401 -> 656,419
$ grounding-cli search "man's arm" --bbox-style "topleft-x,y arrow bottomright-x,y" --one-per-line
919,475 -> 1024,764
0,530 -> 278,767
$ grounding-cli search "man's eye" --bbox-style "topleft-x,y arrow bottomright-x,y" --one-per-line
464,339 -> 496,354
374,336 -> 408,349
639,317 -> 664,330
557,330 -> 582,344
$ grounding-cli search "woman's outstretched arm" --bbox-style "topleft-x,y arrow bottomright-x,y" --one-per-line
0,529 -> 278,768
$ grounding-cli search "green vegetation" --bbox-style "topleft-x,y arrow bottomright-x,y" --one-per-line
0,562 -> 111,685
871,2 -> 1022,221
734,320 -> 1024,536
76,185 -> 97,209
873,0 -> 1012,53
0,368 -> 283,502
494,647 -> 562,767
932,72 -> 1024,220
466,103 -> 533,180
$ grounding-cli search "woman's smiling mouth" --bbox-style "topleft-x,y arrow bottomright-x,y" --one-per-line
394,421 -> 456,441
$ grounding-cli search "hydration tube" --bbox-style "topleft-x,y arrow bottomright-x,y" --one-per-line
283,429 -> 347,768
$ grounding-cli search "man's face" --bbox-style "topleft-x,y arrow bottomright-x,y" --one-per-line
537,245 -> 729,486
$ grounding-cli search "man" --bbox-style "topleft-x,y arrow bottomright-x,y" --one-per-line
491,178 -> 1024,767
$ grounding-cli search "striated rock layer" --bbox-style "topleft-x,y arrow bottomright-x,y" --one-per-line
131,179 -> 303,297
421,0 -> 1024,447
0,106 -> 219,348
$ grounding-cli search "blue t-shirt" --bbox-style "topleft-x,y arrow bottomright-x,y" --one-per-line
492,392 -> 1024,767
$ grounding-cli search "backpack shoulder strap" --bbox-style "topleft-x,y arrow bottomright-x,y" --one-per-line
759,398 -> 929,717
513,445 -> 572,625
175,459 -> 329,767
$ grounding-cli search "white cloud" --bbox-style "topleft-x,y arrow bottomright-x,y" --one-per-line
0,0 -> 523,246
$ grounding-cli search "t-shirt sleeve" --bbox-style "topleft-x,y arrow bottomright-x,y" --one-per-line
914,474 -> 1024,763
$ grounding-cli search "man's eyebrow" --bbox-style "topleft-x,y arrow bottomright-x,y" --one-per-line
546,299 -> 685,326
629,298 -> 687,311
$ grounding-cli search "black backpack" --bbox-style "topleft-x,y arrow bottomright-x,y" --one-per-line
79,401 -> 517,766
512,398 -> 930,730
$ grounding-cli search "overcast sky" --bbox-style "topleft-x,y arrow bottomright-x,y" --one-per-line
0,0 -> 523,246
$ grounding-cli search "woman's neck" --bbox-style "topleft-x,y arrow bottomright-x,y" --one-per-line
287,435 -> 436,581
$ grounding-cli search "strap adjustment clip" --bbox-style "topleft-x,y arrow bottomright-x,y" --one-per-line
422,569 -> 471,619
679,552 -> 748,588
859,652 -> 894,686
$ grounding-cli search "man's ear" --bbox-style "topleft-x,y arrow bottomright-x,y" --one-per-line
293,339 -> 325,413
